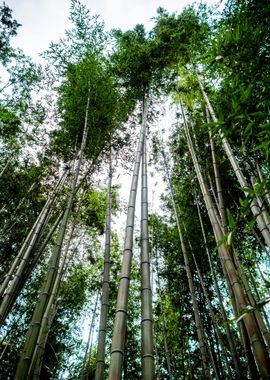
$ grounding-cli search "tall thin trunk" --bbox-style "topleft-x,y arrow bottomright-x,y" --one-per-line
249,270 -> 270,332
141,137 -> 155,380
207,173 -> 224,232
183,223 -> 221,380
207,108 -> 226,229
81,292 -> 100,380
29,220 -> 77,380
161,148 -> 211,379
95,154 -> 113,380
15,95 -> 90,380
108,98 -> 148,380
0,156 -> 12,177
197,75 -> 270,250
180,97 -> 270,378
256,163 -> 270,209
179,202 -> 223,379
206,337 -> 222,380
0,170 -> 67,304
155,260 -> 172,380
0,210 -> 65,324
192,253 -> 233,380
249,170 -> 270,232
0,161 -> 95,323
206,103 -> 264,377
233,248 -> 270,349
240,321 -> 261,380
195,199 -> 242,378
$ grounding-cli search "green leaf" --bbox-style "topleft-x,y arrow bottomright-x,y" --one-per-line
227,297 -> 270,324
227,231 -> 233,246
226,208 -> 236,228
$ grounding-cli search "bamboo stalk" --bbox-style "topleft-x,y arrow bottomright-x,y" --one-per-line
15,95 -> 90,380
141,136 -> 155,380
181,97 -> 270,378
196,75 -> 270,250
0,170 -> 67,303
233,248 -> 270,349
160,146 -> 211,379
207,108 -> 227,229
82,292 -> 100,380
108,98 -> 148,380
29,219 -> 77,379
155,258 -> 172,380
95,154 -> 113,380
256,163 -> 270,209
192,253 -> 233,380
196,199 -> 243,378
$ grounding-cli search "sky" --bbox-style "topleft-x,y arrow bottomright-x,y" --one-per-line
6,0 -> 219,62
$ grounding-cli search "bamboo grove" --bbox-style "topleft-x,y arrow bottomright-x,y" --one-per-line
0,0 -> 270,378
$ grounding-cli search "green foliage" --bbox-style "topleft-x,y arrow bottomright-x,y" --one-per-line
152,5 -> 210,67
1,49 -> 43,101
111,24 -> 157,99
0,105 -> 21,142
111,6 -> 209,100
50,52 -> 129,161
44,0 -> 107,72
79,185 -> 119,234
0,4 -> 43,153
0,160 -> 47,276
205,0 -> 270,157
0,2 -> 20,65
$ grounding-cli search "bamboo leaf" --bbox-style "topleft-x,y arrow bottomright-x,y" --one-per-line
227,231 -> 233,246
226,209 -> 236,228
227,297 -> 270,324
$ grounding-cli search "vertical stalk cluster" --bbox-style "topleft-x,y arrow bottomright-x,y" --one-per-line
95,154 -> 113,380
15,96 -> 91,380
0,171 -> 67,325
82,292 -> 100,380
161,146 -> 211,379
108,98 -> 154,380
180,96 -> 270,378
195,199 -> 242,378
155,259 -> 172,380
197,75 -> 270,250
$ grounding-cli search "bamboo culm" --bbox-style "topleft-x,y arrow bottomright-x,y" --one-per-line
160,146 -> 211,379
95,154 -> 113,380
0,169 -> 67,305
15,95 -> 90,380
0,210 -> 65,325
197,75 -> 270,250
195,199 -> 243,378
82,292 -> 100,380
0,160 -> 95,324
30,219 -> 77,380
141,136 -> 155,380
108,98 -> 148,380
181,97 -> 270,378
155,257 -> 172,380
207,111 -> 227,229
192,253 -> 233,380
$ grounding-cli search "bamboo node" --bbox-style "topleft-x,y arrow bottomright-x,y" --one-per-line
116,308 -> 128,315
